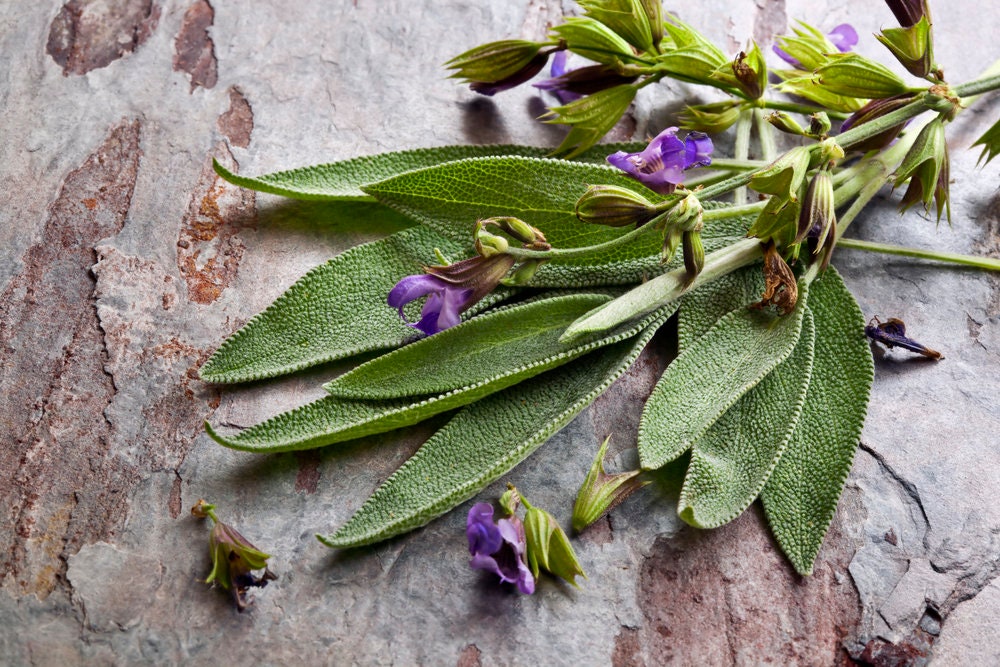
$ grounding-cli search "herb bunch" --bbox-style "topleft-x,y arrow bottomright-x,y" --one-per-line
201,0 -> 1000,583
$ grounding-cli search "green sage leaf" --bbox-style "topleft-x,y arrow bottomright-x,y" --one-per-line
319,308 -> 670,547
323,293 -> 615,399
638,287 -> 807,470
208,299 -> 676,453
199,226 -> 496,384
678,308 -> 815,528
212,144 -> 649,201
364,156 -> 750,287
761,268 -> 873,575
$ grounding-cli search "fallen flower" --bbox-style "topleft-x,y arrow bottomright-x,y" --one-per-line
192,499 -> 277,612
467,502 -> 535,594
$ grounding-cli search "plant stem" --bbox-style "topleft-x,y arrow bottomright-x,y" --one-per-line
733,109 -> 754,205
836,239 -> 1000,272
759,99 -> 850,119
954,73 -> 1000,98
754,108 -> 777,162
703,201 -> 765,221
704,158 -> 766,170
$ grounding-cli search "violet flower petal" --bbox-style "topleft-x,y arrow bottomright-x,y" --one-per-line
684,132 -> 714,169
828,24 -> 859,52
533,51 -> 581,104
467,503 -> 503,556
387,274 -> 443,317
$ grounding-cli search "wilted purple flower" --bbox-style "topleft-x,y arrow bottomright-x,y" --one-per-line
606,127 -> 713,194
388,254 -> 515,336
773,23 -> 858,68
467,502 -> 535,594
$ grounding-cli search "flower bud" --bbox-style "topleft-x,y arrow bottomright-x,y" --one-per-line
575,184 -> 659,227
481,216 -> 548,248
813,53 -> 911,99
661,226 -> 683,264
795,169 -> 836,248
445,40 -> 559,96
876,17 -> 933,78
521,497 -> 586,586
572,436 -> 650,533
474,225 -> 510,257
766,111 -> 808,137
750,145 -> 812,201
840,93 -> 915,152
679,101 -> 741,134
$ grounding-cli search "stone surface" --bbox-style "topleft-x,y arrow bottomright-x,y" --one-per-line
1,0 -> 998,664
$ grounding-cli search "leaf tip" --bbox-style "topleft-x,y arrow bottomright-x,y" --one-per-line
212,157 -> 237,183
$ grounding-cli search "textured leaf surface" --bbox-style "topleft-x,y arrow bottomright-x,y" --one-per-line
319,309 -> 670,548
560,238 -> 762,341
638,290 -> 806,470
677,266 -> 762,348
761,269 -> 873,575
208,299 -> 675,453
324,293 -> 614,399
212,143 -> 649,201
364,156 -> 751,286
199,226 -> 498,383
678,309 -> 815,528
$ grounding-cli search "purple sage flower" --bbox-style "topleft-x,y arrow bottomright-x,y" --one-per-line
467,502 -> 535,594
606,127 -> 713,194
774,23 -> 858,68
388,274 -> 473,336
388,254 -> 515,336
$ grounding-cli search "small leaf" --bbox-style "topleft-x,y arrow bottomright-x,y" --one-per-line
678,308 -> 815,528
213,144 -> 649,201
324,293 -> 615,399
319,307 -> 670,548
199,226 -> 488,384
761,268 -> 874,575
638,287 -> 807,470
552,17 -> 635,66
208,298 -> 675,453
364,156 -> 751,287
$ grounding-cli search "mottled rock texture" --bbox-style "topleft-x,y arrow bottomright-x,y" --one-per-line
1,0 -> 998,664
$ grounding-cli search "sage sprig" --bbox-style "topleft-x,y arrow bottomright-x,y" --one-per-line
200,0 -> 1000,586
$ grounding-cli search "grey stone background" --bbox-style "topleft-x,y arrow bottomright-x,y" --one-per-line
1,0 -> 997,664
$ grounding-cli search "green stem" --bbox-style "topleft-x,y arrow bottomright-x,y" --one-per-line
703,201 -> 766,220
836,239 -> 1000,272
754,108 -> 777,162
759,99 -> 850,119
733,109 -> 753,205
703,158 -> 766,171
954,73 -> 1000,98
